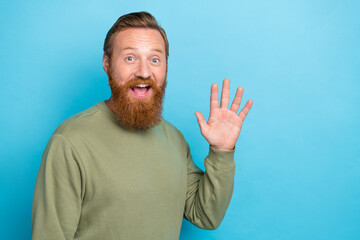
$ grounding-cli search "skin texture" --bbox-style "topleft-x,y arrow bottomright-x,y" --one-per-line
103,28 -> 253,149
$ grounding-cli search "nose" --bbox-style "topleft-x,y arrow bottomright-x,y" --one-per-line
135,60 -> 151,79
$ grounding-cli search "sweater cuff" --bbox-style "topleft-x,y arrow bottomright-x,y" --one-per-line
205,146 -> 235,169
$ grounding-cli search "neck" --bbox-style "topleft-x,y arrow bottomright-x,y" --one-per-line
105,97 -> 116,113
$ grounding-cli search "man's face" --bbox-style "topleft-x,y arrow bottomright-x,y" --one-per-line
103,28 -> 168,130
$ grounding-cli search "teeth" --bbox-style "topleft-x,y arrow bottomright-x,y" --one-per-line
136,84 -> 149,88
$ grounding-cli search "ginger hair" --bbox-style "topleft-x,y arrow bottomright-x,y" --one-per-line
103,11 -> 169,61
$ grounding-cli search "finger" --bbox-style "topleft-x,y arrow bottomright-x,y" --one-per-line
220,78 -> 230,109
210,83 -> 219,111
230,87 -> 244,113
238,99 -> 253,121
195,111 -> 208,134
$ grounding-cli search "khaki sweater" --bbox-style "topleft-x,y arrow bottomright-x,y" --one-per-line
32,101 -> 235,240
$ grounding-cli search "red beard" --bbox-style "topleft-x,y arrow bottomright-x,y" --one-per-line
108,75 -> 167,130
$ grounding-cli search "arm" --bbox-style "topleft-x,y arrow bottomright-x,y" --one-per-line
184,78 -> 252,229
184,144 -> 235,230
31,134 -> 84,240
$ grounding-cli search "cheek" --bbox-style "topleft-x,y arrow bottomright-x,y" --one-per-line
112,64 -> 133,81
155,66 -> 167,81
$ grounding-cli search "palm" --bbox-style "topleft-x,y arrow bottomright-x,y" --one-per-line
195,78 -> 253,151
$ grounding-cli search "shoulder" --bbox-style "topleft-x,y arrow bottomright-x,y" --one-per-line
159,119 -> 183,136
52,103 -> 108,140
158,119 -> 189,148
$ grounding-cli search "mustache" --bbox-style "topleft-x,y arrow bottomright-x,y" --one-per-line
125,77 -> 157,89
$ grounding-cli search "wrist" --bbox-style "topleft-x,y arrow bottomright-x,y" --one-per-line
210,144 -> 235,151
206,146 -> 235,168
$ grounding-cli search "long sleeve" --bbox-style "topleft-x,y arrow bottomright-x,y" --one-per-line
31,134 -> 85,240
183,142 -> 235,230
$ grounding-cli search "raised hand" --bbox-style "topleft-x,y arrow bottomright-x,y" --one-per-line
195,78 -> 253,151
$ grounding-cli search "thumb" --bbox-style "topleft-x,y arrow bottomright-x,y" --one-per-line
195,111 -> 208,133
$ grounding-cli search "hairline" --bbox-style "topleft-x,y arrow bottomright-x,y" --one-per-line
106,27 -> 168,61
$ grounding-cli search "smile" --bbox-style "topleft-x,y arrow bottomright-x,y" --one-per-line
131,84 -> 152,98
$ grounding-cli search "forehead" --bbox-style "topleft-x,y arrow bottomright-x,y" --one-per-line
113,28 -> 166,52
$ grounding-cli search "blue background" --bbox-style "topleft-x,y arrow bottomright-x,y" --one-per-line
1,0 -> 359,239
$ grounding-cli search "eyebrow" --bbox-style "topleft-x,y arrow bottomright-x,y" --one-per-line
121,47 -> 163,54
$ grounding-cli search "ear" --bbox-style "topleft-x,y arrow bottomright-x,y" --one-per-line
103,52 -> 110,75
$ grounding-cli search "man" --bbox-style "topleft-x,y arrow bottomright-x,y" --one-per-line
31,11 -> 253,240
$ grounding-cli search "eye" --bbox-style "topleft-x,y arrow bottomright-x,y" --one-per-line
152,58 -> 160,64
125,56 -> 135,62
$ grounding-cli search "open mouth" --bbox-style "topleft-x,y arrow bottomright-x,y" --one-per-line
131,84 -> 152,98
